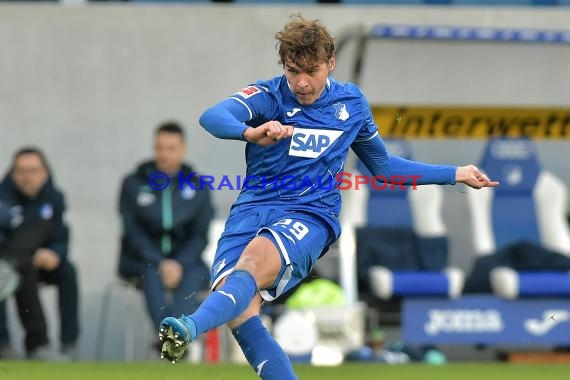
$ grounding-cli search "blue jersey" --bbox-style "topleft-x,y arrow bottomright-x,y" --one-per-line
200,75 -> 456,239
230,76 -> 375,237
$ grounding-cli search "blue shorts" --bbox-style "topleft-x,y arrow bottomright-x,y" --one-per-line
210,206 -> 334,301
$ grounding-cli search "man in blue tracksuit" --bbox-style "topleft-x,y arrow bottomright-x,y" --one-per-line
118,122 -> 213,349
159,16 -> 498,378
0,147 -> 79,359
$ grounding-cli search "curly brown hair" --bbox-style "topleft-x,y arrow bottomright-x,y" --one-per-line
275,15 -> 335,71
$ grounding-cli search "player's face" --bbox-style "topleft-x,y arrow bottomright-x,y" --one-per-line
11,154 -> 49,198
284,56 -> 335,105
154,132 -> 186,174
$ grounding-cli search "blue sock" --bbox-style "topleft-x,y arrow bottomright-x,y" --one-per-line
232,316 -> 297,380
182,270 -> 257,339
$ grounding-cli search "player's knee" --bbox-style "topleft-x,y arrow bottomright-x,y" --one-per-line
236,256 -> 281,289
236,238 -> 282,288
235,256 -> 262,276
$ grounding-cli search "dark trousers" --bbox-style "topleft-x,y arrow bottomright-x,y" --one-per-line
140,262 -> 210,330
0,261 -> 48,352
38,261 -> 79,346
0,261 -> 79,350
0,220 -> 53,352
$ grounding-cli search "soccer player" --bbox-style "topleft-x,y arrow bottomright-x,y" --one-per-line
159,15 -> 498,379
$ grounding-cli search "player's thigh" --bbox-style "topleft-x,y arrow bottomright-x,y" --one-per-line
257,211 -> 333,301
209,210 -> 263,290
210,234 -> 282,292
234,235 -> 283,289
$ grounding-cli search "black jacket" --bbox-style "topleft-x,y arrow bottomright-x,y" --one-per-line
118,161 -> 214,275
0,173 -> 69,261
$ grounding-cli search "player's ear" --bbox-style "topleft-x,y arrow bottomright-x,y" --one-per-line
327,56 -> 336,72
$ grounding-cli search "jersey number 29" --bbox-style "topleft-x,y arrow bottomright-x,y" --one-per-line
273,219 -> 309,240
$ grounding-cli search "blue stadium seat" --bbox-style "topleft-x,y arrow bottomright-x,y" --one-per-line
531,0 -> 559,5
357,141 -> 414,229
344,139 -> 464,301
234,0 -> 315,3
131,0 -> 211,3
341,0 -> 424,4
466,138 -> 570,299
452,0 -> 532,5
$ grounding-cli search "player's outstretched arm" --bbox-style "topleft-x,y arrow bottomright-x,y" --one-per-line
352,136 -> 456,186
352,135 -> 499,188
455,164 -> 499,189
242,121 -> 293,147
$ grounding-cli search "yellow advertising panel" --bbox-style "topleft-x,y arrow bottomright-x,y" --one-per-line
372,106 -> 570,139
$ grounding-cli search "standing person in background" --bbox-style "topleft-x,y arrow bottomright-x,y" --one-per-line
0,147 -> 79,360
118,122 -> 213,353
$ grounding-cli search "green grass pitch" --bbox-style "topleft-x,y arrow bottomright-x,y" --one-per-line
0,362 -> 569,380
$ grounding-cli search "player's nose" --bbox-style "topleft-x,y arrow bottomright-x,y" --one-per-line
296,75 -> 309,88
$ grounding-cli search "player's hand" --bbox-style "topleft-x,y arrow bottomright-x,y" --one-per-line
242,121 -> 293,147
32,248 -> 61,271
160,259 -> 183,289
456,165 -> 499,189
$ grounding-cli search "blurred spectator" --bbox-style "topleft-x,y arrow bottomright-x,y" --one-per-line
118,121 -> 213,352
0,147 -> 79,360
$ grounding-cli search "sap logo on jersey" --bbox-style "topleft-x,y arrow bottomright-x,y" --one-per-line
289,128 -> 343,158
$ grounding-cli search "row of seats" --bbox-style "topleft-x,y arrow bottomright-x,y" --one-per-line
128,0 -> 570,5
340,138 -> 570,304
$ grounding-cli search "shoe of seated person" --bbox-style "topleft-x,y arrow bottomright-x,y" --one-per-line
158,316 -> 195,364
61,344 -> 78,361
28,345 -> 70,362
0,343 -> 18,360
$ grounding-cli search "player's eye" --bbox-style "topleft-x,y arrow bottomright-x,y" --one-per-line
306,67 -> 320,76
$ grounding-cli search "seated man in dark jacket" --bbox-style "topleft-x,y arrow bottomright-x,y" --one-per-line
118,122 -> 213,350
0,147 -> 79,360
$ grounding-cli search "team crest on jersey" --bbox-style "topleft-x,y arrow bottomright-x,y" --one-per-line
333,103 -> 350,121
289,128 -> 343,158
137,191 -> 156,207
40,203 -> 54,220
236,86 -> 261,99
181,183 -> 196,200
